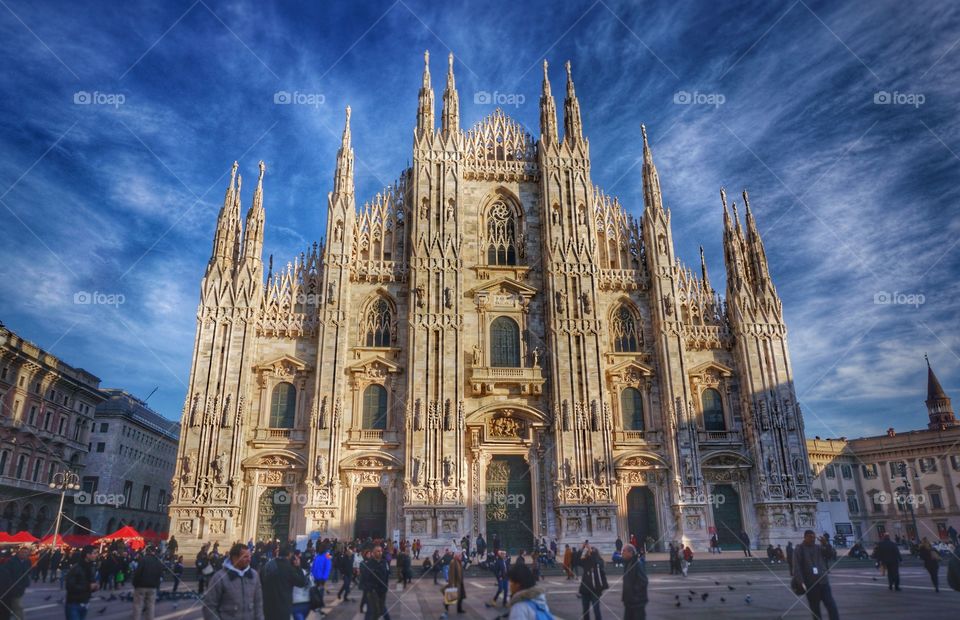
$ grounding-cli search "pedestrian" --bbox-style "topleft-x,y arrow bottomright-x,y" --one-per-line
260,544 -> 309,620
710,533 -> 720,554
791,530 -> 839,620
337,545 -> 357,601
310,543 -> 332,612
64,545 -> 100,620
2,546 -> 33,618
486,550 -> 509,609
398,544 -> 412,588
572,542 -> 608,620
359,544 -> 389,620
615,537 -> 623,554
290,556 -> 313,620
132,545 -> 164,620
786,541 -> 795,575
917,538 -> 940,592
442,550 -> 466,618
562,545 -> 574,579
739,530 -> 751,557
476,533 -> 486,559
202,543 -> 264,620
876,533 -> 902,591
196,544 -> 212,595
504,562 -> 553,619
620,544 -> 648,620
947,525 -> 958,547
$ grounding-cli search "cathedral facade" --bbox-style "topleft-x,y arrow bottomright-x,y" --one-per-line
168,52 -> 817,554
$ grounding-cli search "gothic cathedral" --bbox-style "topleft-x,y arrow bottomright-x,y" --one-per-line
168,52 -> 817,555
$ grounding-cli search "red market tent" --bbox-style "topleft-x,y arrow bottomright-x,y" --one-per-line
39,534 -> 70,546
63,534 -> 97,547
6,531 -> 39,544
98,525 -> 142,541
0,532 -> 10,543
141,529 -> 160,541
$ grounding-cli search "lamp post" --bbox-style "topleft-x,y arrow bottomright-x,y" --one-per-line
897,463 -> 920,544
49,471 -> 81,546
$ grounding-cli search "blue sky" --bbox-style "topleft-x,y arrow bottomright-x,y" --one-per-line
1,0 -> 958,439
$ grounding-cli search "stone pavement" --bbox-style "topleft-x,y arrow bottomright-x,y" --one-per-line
12,563 -> 956,618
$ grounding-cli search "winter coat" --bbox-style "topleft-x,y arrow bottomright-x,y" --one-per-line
508,586 -> 551,619
792,542 -> 835,588
260,557 -> 309,620
876,539 -> 902,566
573,549 -> 608,598
65,560 -> 96,605
2,557 -> 31,598
132,554 -> 164,588
447,557 -> 465,597
360,557 -> 390,595
311,552 -> 332,581
621,556 -> 648,607
202,562 -> 264,620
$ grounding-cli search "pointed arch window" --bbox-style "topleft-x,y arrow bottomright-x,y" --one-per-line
621,387 -> 644,431
490,316 -> 520,367
361,385 -> 388,430
486,201 -> 518,266
701,388 -> 725,431
362,298 -> 392,347
270,382 -> 296,428
611,305 -> 641,352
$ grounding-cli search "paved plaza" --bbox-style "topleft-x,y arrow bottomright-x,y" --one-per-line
13,563 -> 956,619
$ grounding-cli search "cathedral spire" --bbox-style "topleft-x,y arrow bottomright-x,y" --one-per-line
241,160 -> 266,264
441,52 -> 459,137
333,106 -> 354,198
562,60 -> 583,143
925,355 -> 958,430
640,124 -> 664,213
209,161 -> 240,269
229,173 -> 243,265
417,50 -> 435,137
539,59 -> 558,145
700,245 -> 711,291
742,189 -> 771,287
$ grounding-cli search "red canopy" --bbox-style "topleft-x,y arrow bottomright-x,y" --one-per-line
39,534 -> 70,546
64,534 -> 97,547
98,525 -> 142,541
141,529 -> 160,541
0,532 -> 10,543
7,531 -> 39,543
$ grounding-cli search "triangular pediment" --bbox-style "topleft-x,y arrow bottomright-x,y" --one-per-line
468,277 -> 538,298
687,361 -> 734,377
254,354 -> 310,373
606,359 -> 655,378
346,355 -> 403,375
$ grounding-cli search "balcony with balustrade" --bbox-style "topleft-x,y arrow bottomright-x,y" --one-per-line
696,429 -> 743,446
614,429 -> 662,446
251,427 -> 307,448
470,366 -> 545,396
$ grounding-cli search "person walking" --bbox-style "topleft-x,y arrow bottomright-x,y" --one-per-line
3,547 -> 33,619
260,544 -> 309,620
202,543 -> 264,620
791,530 -> 839,620
196,544 -> 212,595
337,545 -> 357,601
917,538 -> 940,592
359,545 -> 390,620
876,533 -> 903,591
131,546 -> 164,620
172,556 -> 184,593
786,541 -> 795,575
442,551 -> 466,617
504,563 -> 553,619
620,544 -> 648,620
64,546 -> 100,620
290,556 -> 313,620
739,530 -> 751,557
486,550 -> 509,609
311,544 -> 332,612
562,545 -> 574,579
573,542 -> 608,620
398,545 -> 412,588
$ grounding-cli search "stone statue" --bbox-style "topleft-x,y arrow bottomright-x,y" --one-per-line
683,455 -> 693,484
315,454 -> 327,485
181,454 -> 193,477
327,284 -> 335,305
444,287 -> 453,308
555,291 -> 565,313
472,344 -> 482,366
415,284 -> 425,308
530,346 -> 541,368
581,293 -> 592,315
211,453 -> 225,483
562,458 -> 573,485
442,457 -> 454,486
412,457 -> 422,485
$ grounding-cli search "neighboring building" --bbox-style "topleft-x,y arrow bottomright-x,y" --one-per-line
74,389 -> 180,537
169,53 -> 817,555
808,358 -> 960,544
0,323 -> 104,535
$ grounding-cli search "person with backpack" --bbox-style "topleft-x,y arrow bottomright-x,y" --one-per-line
504,562 -> 552,619
620,544 -> 648,620
572,542 -> 608,620
486,549 -> 509,609
260,544 -> 309,620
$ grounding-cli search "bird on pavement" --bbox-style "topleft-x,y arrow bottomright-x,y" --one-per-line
701,593 -> 709,601
727,585 -> 735,590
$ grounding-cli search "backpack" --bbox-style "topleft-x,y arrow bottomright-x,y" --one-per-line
522,600 -> 555,620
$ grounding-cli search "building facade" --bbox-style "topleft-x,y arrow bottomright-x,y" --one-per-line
169,53 -> 817,554
0,323 -> 104,536
808,359 -> 960,544
74,389 -> 180,537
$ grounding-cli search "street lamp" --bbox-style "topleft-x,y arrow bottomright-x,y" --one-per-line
896,463 -> 920,544
49,471 -> 81,546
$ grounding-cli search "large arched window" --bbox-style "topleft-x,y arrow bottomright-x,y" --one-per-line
361,385 -> 388,430
362,298 -> 392,347
611,305 -> 641,352
269,382 -> 296,428
490,317 -> 520,367
486,201 -> 518,266
621,387 -> 644,431
701,388 -> 725,431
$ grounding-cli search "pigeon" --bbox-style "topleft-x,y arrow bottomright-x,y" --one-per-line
44,595 -> 52,601
720,597 -> 726,603
727,585 -> 735,591
688,596 -> 693,602
714,580 -> 721,585
675,595 -> 680,600
97,607 -> 107,614
689,590 -> 696,595
701,593 -> 709,601
746,581 -> 752,585
872,577 -> 878,581
675,601 -> 681,607
745,595 -> 752,604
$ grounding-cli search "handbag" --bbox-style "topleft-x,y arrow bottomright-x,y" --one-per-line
443,586 -> 460,605
201,563 -> 214,576
308,585 -> 325,610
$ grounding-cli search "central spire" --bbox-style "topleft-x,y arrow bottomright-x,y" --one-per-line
441,52 -> 459,137
640,124 -> 663,213
242,160 -> 266,264
417,50 -> 435,137
563,60 -> 583,143
333,106 -> 354,198
540,59 -> 558,145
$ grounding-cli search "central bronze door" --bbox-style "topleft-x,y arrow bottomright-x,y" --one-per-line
484,455 -> 533,554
